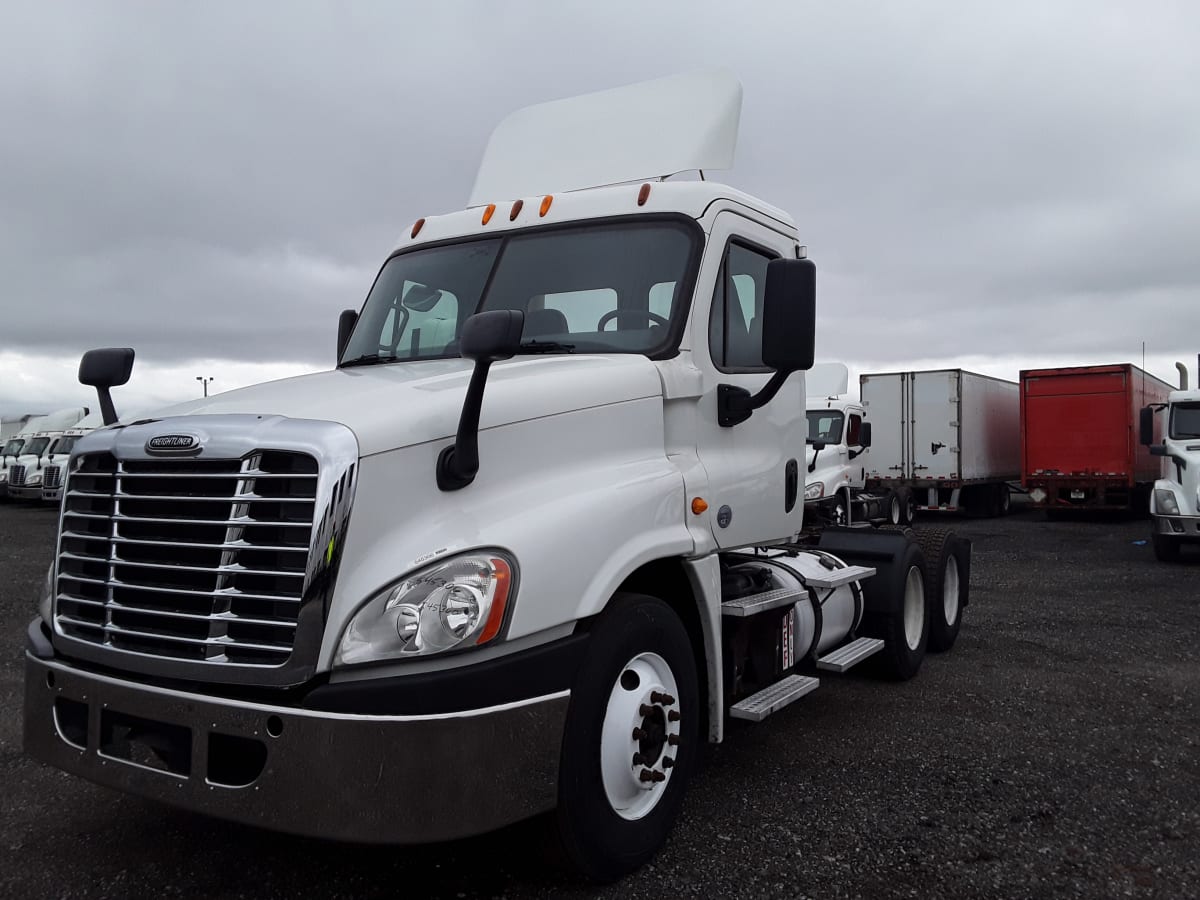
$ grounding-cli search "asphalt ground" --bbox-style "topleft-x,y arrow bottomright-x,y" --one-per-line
1,500 -> 1197,899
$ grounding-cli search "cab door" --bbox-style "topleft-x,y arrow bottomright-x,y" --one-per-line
692,212 -> 806,548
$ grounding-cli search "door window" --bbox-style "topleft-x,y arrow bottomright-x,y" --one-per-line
709,242 -> 775,372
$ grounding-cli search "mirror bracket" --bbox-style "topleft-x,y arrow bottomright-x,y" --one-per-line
718,371 -> 790,427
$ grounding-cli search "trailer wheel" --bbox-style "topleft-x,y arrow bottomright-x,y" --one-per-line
887,492 -> 903,525
555,593 -> 699,882
1152,532 -> 1182,562
997,484 -> 1011,516
916,529 -> 969,652
899,487 -> 916,526
859,537 -> 928,680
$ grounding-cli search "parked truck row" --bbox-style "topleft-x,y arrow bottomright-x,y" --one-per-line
1,407 -> 91,501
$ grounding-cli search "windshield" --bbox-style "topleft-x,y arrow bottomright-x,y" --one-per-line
51,435 -> 79,457
2,439 -> 23,457
1169,402 -> 1200,439
806,410 -> 845,444
340,219 -> 699,365
24,437 -> 51,457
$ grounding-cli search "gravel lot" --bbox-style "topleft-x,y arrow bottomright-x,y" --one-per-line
2,500 -> 1197,899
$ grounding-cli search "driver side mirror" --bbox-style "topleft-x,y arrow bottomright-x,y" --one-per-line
337,309 -> 358,362
859,421 -> 872,448
1139,406 -> 1155,447
761,258 -> 816,373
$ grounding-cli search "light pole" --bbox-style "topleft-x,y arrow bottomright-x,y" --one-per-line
196,376 -> 214,398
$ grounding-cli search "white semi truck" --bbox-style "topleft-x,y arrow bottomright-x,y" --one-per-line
3,407 -> 89,501
23,72 -> 972,881
860,369 -> 1020,517
39,411 -> 106,504
1140,357 -> 1200,561
804,363 -> 913,528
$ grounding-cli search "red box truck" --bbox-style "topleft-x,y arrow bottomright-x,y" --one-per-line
1021,364 -> 1176,511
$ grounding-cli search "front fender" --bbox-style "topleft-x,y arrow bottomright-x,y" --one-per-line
319,397 -> 692,670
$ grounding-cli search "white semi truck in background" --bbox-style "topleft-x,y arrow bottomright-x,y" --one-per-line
1140,357 -> 1200,561
3,407 -> 89,501
39,411 -> 106,504
23,72 -> 972,881
860,369 -> 1020,517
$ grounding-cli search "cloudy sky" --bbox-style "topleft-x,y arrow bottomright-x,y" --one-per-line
2,1 -> 1198,417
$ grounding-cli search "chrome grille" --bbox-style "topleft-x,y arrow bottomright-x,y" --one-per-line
55,451 -> 319,666
42,466 -> 63,489
9,464 -> 26,486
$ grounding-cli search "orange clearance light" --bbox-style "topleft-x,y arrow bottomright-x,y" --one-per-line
638,183 -> 652,206
476,558 -> 512,645
482,203 -> 496,225
691,497 -> 709,515
539,195 -> 553,217
411,218 -> 426,238
509,199 -> 524,221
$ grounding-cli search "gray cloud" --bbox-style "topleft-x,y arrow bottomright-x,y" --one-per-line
2,0 -> 1199,415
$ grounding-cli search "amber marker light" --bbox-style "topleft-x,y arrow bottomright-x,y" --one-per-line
539,195 -> 553,217
411,218 -> 426,238
691,498 -> 709,515
510,199 -> 524,220
638,183 -> 652,206
482,204 -> 496,225
476,558 -> 513,645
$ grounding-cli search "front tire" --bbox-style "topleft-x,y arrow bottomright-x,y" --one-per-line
1152,531 -> 1182,562
556,593 -> 699,882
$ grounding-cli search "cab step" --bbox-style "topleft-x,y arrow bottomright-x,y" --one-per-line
804,564 -> 876,590
720,587 -> 804,618
816,636 -> 884,672
729,674 -> 819,722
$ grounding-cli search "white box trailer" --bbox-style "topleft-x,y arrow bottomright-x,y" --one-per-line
860,368 -> 1020,516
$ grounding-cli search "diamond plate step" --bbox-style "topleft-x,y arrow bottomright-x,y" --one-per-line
729,674 -> 819,722
804,564 -> 876,590
816,636 -> 884,672
720,587 -> 804,618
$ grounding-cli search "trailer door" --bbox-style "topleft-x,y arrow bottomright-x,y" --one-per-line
909,370 -> 962,481
860,372 -> 908,481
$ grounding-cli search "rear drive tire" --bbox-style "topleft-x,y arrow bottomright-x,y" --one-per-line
887,492 -> 903,526
555,593 -> 699,882
1152,532 -> 1182,562
860,536 -> 928,680
899,487 -> 916,526
916,529 -> 969,652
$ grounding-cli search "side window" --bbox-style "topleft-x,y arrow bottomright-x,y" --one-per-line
709,241 -> 775,371
847,414 -> 862,446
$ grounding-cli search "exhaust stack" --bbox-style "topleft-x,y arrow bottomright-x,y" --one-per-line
1176,361 -> 1188,391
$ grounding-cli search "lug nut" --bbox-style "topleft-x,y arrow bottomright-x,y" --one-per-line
668,734 -> 680,746
640,704 -> 655,717
651,692 -> 676,706
632,727 -> 645,740
668,710 -> 681,722
639,768 -> 666,783
632,753 -> 645,766
662,756 -> 675,769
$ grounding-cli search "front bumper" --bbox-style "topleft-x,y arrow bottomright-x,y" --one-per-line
24,635 -> 569,844
1153,513 -> 1200,539
8,483 -> 43,499
41,486 -> 62,502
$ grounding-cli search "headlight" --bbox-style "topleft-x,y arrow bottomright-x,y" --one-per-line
804,482 -> 824,500
336,551 -> 515,666
26,473 -> 42,486
38,563 -> 53,624
1155,489 -> 1180,516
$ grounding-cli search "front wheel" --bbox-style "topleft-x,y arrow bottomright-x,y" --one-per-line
1152,531 -> 1182,562
556,593 -> 699,882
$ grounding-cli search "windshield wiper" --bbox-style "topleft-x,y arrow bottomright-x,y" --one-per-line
517,340 -> 576,355
340,353 -> 395,368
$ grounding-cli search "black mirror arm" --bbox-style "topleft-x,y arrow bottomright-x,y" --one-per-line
96,388 -> 118,427
718,370 -> 792,428
436,361 -> 493,491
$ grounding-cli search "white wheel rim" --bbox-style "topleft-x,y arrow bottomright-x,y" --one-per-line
890,497 -> 901,524
942,556 -> 960,626
903,565 -> 925,650
835,501 -> 846,525
600,651 -> 681,821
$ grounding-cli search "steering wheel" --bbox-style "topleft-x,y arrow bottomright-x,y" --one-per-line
596,309 -> 668,331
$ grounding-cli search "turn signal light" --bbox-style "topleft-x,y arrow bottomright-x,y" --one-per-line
691,498 -> 708,515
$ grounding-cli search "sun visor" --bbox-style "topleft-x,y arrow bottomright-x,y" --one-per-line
468,68 -> 742,206
806,363 -> 850,398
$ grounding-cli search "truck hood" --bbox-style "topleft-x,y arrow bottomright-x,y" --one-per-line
1161,439 -> 1200,514
137,355 -> 665,457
